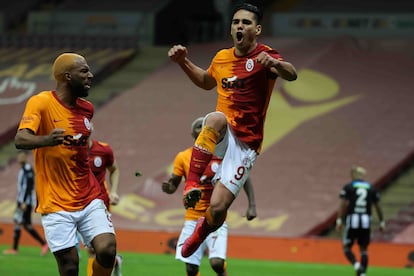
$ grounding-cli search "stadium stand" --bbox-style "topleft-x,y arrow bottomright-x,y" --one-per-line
292,0 -> 414,12
0,0 -> 43,31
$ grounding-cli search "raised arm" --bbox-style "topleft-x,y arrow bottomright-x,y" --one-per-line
168,44 -> 216,90
15,128 -> 65,150
256,52 -> 297,81
243,177 -> 257,221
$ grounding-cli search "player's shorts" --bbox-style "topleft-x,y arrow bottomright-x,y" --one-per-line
176,220 -> 228,265
342,214 -> 371,247
204,112 -> 256,196
41,199 -> 115,253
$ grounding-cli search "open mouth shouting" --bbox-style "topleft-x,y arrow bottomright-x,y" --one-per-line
236,31 -> 243,43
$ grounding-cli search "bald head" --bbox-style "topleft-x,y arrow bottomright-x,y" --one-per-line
191,117 -> 204,139
52,53 -> 86,82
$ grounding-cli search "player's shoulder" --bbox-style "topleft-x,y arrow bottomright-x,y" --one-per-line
214,47 -> 234,59
94,140 -> 113,152
96,140 -> 110,147
28,90 -> 53,103
176,147 -> 192,157
77,98 -> 94,110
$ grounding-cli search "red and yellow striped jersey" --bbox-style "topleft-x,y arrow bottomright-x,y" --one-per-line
18,91 -> 102,214
89,139 -> 114,209
207,43 -> 282,153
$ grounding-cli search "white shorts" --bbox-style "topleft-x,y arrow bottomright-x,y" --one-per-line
176,220 -> 228,265
41,199 -> 115,253
204,112 -> 256,196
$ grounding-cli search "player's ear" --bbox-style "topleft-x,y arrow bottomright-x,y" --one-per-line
256,24 -> 262,35
65,72 -> 71,80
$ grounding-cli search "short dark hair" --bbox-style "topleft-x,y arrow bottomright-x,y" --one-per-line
232,2 -> 263,23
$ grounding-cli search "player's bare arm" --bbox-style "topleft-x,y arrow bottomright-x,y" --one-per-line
15,128 -> 65,149
335,199 -> 348,232
168,44 -> 216,90
256,51 -> 297,81
108,161 -> 120,205
243,177 -> 257,221
162,174 -> 181,194
374,202 -> 386,232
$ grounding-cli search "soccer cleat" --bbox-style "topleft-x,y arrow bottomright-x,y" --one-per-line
181,217 -> 211,257
41,243 -> 49,256
111,255 -> 123,276
3,248 -> 18,255
182,180 -> 202,209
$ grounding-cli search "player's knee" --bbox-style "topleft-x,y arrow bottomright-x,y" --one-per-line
93,234 -> 116,267
23,224 -> 32,230
210,258 -> 225,273
205,112 -> 227,133
54,247 -> 79,273
185,263 -> 199,276
207,204 -> 226,226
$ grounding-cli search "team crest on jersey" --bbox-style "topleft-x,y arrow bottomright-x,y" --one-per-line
84,118 -> 91,130
245,58 -> 254,72
94,156 -> 103,167
211,161 -> 220,173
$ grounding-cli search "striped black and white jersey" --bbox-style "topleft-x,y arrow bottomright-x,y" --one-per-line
339,180 -> 380,229
16,162 -> 36,206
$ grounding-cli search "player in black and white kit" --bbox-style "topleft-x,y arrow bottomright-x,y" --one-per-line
336,166 -> 385,276
3,150 -> 48,256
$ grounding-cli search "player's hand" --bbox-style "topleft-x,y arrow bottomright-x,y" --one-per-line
168,45 -> 188,64
379,221 -> 386,232
245,205 -> 257,221
162,181 -> 177,194
335,218 -> 343,232
47,128 -> 65,146
109,192 -> 120,205
256,51 -> 279,69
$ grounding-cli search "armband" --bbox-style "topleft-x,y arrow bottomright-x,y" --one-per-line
336,218 -> 342,226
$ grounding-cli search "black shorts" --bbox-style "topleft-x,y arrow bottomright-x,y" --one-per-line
343,227 -> 371,247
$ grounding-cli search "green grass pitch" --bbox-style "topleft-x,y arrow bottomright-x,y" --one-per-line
0,245 -> 412,276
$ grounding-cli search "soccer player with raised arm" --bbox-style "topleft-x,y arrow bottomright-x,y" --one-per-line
168,2 -> 297,257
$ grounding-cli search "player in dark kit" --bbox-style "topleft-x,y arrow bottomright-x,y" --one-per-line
336,166 -> 385,276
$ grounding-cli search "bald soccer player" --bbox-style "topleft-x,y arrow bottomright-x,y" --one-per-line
15,53 -> 117,276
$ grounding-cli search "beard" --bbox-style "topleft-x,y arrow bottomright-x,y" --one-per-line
70,81 -> 89,98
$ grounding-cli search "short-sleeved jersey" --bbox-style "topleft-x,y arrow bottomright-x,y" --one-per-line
207,43 -> 283,153
89,139 -> 115,208
173,147 -> 221,221
18,91 -> 102,214
339,180 -> 380,216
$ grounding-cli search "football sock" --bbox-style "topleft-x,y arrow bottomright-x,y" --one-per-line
361,251 -> 368,272
87,257 -> 94,276
91,258 -> 113,276
220,261 -> 228,276
25,225 -> 46,245
187,126 -> 218,183
13,226 -> 21,250
344,247 -> 356,265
